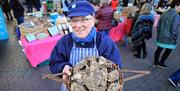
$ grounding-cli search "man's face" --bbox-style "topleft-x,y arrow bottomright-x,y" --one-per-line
70,15 -> 95,38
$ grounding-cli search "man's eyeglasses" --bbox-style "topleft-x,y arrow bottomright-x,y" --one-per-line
69,18 -> 93,24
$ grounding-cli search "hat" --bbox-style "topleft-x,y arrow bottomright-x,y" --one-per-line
68,1 -> 95,17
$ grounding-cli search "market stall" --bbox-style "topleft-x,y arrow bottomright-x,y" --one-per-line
18,12 -> 71,67
21,35 -> 61,67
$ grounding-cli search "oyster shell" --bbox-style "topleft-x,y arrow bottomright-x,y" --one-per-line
107,70 -> 119,82
107,82 -> 121,91
70,56 -> 123,91
70,82 -> 86,91
71,71 -> 88,84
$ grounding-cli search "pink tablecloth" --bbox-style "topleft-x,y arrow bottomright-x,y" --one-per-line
109,22 -> 126,42
21,35 -> 62,67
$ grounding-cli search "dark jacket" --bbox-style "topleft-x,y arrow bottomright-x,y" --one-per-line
132,13 -> 154,46
156,9 -> 180,45
49,32 -> 122,74
10,0 -> 24,18
0,0 -> 11,12
95,3 -> 114,30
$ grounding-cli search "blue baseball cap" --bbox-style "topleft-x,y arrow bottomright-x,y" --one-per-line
67,1 -> 95,17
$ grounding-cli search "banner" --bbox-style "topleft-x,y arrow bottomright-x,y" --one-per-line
0,7 -> 9,40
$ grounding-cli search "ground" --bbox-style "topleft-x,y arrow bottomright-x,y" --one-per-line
0,21 -> 180,91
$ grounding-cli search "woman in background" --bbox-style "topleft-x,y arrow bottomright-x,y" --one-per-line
153,0 -> 180,69
0,0 -> 13,21
10,0 -> 24,25
95,0 -> 114,36
131,3 -> 154,59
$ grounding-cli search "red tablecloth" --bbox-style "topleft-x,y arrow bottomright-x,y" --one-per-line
109,22 -> 126,42
21,35 -> 62,67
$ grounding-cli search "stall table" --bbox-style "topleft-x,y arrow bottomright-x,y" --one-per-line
21,35 -> 62,67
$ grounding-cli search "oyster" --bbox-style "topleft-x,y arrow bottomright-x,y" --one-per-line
107,82 -> 121,91
73,59 -> 89,73
107,70 -> 119,82
70,82 -> 86,91
70,56 -> 123,91
71,71 -> 88,84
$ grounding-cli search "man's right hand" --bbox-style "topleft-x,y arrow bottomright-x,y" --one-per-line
62,65 -> 72,81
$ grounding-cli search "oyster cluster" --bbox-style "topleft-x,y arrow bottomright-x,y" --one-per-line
70,56 -> 123,91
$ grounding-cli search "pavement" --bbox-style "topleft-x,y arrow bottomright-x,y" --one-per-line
0,21 -> 180,91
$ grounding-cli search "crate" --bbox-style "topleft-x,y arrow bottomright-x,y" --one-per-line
19,24 -> 49,39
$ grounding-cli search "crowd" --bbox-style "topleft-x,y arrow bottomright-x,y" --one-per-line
0,0 -> 179,89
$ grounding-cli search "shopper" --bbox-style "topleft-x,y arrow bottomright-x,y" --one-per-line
0,0 -> 13,21
95,0 -> 114,36
49,1 -> 122,90
110,0 -> 119,10
10,0 -> 24,25
61,0 -> 69,16
26,0 -> 41,13
131,3 -> 154,59
132,0 -> 150,33
26,0 -> 33,13
153,0 -> 180,69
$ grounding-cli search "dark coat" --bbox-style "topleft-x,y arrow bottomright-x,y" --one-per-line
132,13 -> 154,47
10,0 -> 24,18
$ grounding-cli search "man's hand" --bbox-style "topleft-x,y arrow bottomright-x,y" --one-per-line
62,65 -> 72,81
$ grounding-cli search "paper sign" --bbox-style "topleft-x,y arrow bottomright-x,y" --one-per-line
57,24 -> 63,31
25,33 -> 37,42
48,26 -> 59,36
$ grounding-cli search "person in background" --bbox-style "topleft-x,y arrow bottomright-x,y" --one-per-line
131,3 -> 154,59
10,0 -> 24,25
61,0 -> 69,16
49,1 -> 122,90
26,0 -> 33,13
152,0 -> 160,8
95,0 -> 114,36
153,0 -> 180,69
110,0 -> 119,10
32,0 -> 41,11
26,0 -> 41,13
123,0 -> 129,7
168,68 -> 180,88
157,0 -> 169,8
132,0 -> 150,31
0,0 -> 13,21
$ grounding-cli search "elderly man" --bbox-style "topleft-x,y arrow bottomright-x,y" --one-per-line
49,1 -> 122,90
